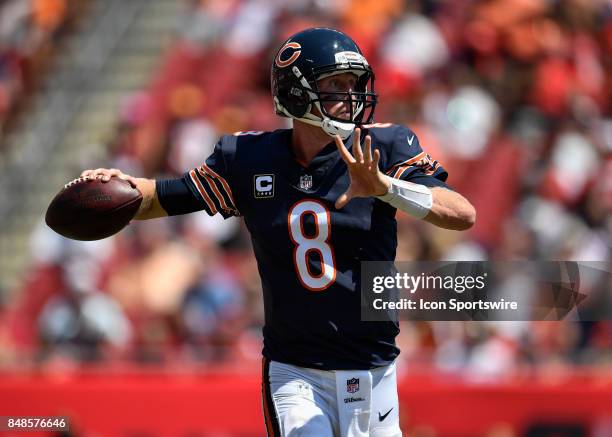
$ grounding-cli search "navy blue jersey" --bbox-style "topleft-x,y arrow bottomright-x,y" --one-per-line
181,124 -> 448,370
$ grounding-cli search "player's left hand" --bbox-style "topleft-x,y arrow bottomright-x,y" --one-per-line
334,128 -> 391,209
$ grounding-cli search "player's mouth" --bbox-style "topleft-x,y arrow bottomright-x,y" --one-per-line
328,102 -> 352,120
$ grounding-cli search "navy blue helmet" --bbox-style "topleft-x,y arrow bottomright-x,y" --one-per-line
271,28 -> 377,139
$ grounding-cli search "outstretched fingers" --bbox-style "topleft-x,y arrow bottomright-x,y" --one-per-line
372,148 -> 381,170
364,134 -> 372,163
334,129 -> 380,209
335,135 -> 356,165
353,128 -> 364,163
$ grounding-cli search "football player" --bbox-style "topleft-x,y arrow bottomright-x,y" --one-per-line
81,28 -> 475,437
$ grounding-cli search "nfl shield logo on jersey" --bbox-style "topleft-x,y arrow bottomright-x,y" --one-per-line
299,174 -> 313,190
346,378 -> 359,393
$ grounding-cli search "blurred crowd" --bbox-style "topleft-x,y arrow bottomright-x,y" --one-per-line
0,0 -> 72,135
1,0 -> 611,378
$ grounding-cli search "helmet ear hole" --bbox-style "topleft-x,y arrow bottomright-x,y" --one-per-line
286,89 -> 310,118
273,66 -> 312,118
278,82 -> 310,118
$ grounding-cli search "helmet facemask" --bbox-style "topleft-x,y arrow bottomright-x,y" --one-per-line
274,63 -> 377,139
309,63 -> 377,126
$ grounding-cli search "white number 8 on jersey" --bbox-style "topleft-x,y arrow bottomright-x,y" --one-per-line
288,199 -> 336,292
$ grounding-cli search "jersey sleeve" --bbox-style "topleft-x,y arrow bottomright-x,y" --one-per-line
182,135 -> 240,219
380,125 -> 449,189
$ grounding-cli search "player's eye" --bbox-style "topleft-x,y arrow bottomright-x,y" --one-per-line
329,79 -> 339,89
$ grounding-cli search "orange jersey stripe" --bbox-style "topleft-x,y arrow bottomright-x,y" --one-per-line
200,164 -> 237,210
395,165 -> 410,179
386,151 -> 427,177
404,151 -> 427,165
189,169 -> 217,214
261,358 -> 277,437
197,167 -> 231,212
386,151 -> 426,172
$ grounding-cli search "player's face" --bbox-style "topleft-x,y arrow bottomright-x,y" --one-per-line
316,72 -> 359,121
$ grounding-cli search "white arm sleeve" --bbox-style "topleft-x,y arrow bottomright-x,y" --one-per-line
376,175 -> 433,219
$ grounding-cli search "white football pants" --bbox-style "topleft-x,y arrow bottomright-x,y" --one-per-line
262,358 -> 402,437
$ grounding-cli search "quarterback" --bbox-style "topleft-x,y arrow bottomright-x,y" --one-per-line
82,28 -> 475,437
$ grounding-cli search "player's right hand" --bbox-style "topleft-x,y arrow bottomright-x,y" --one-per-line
80,168 -> 138,188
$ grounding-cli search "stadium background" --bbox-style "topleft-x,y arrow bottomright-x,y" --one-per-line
0,0 -> 611,435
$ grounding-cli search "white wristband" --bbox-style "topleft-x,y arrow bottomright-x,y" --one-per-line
376,175 -> 433,219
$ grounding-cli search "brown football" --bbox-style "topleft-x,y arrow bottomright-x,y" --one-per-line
45,177 -> 143,241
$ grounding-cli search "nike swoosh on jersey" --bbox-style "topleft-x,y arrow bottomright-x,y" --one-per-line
378,408 -> 393,422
